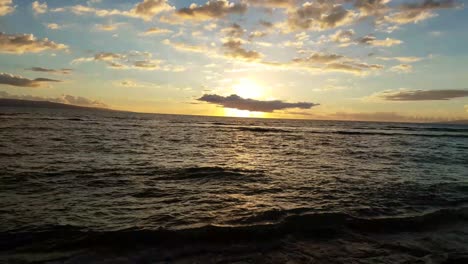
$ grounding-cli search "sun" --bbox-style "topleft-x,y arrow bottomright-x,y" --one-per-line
232,78 -> 264,99
223,78 -> 267,118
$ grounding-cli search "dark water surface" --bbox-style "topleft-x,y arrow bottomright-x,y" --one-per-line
1,108 -> 468,263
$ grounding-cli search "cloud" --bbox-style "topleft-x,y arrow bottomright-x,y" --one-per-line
52,0 -> 173,21
375,89 -> 468,101
382,0 -> 462,25
0,91 -> 107,108
72,51 -> 184,72
0,32 -> 68,54
249,31 -> 268,39
354,0 -> 390,17
141,27 -> 172,36
390,64 -> 413,73
286,2 -> 356,32
176,0 -> 248,21
0,0 -> 15,16
259,19 -> 273,27
47,23 -> 61,30
222,39 -> 263,61
95,23 -> 122,31
32,1 -> 47,15
376,56 -> 423,63
162,39 -> 208,53
330,29 -> 355,44
221,23 -> 245,38
245,0 -> 296,9
133,60 -> 161,70
293,53 -> 344,64
26,67 -> 72,75
198,94 -> 318,112
132,0 -> 174,21
0,72 -> 61,87
287,52 -> 384,75
357,35 -> 403,47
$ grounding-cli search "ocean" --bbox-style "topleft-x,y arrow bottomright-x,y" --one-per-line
1,107 -> 468,263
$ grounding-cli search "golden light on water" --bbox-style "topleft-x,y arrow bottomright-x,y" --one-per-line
223,108 -> 266,118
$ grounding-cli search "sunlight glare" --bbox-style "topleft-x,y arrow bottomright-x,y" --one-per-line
233,78 -> 264,99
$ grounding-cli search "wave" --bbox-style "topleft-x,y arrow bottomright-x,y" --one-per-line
3,207 -> 467,251
154,166 -> 266,182
317,130 -> 468,138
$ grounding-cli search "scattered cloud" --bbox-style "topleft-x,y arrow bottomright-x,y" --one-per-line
198,94 -> 318,112
374,89 -> 468,101
0,32 -> 68,54
162,39 -> 208,53
377,56 -> 423,63
357,35 -> 403,47
72,51 -> 184,72
0,72 -> 61,87
46,23 -> 61,30
132,0 -> 174,21
32,1 -> 47,15
223,39 -> 263,61
0,91 -> 107,108
26,67 -> 72,75
0,0 -> 15,16
355,0 -> 390,17
390,64 -> 413,73
95,23 -> 123,31
329,29 -> 355,46
221,23 -> 245,38
175,0 -> 248,21
52,0 -> 174,21
141,27 -> 172,36
245,0 -> 296,9
288,52 -> 384,75
285,2 -> 356,32
382,0 -> 462,25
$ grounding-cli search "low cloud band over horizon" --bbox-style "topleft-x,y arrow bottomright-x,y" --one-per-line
197,94 -> 319,112
377,89 -> 468,101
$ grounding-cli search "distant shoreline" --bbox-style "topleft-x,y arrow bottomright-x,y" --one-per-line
1,98 -> 467,125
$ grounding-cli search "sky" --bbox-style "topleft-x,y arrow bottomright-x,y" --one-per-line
0,0 -> 467,121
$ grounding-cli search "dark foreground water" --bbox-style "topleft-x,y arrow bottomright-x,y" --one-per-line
1,107 -> 468,263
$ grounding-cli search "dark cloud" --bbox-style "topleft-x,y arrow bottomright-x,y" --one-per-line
0,32 -> 68,54
357,34 -> 402,46
400,0 -> 460,11
354,0 -> 390,17
384,0 -> 462,25
293,53 -> 344,64
221,23 -> 245,38
26,67 -> 72,74
259,19 -> 273,27
286,2 -> 355,31
0,72 -> 60,87
176,0 -> 247,21
197,94 -> 318,112
377,89 -> 468,101
222,39 -> 263,61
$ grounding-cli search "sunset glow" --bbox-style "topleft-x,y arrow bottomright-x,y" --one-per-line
0,0 -> 467,122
